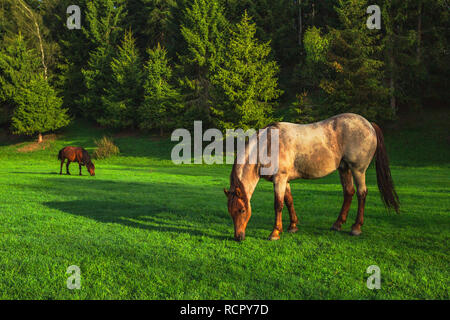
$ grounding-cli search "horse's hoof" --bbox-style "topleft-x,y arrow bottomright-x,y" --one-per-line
268,231 -> 281,240
350,229 -> 362,236
288,226 -> 299,233
331,224 -> 342,231
268,235 -> 280,241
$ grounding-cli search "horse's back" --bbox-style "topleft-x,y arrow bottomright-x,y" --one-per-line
272,113 -> 377,179
59,146 -> 86,162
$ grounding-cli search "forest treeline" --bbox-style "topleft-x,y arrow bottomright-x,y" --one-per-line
0,0 -> 448,140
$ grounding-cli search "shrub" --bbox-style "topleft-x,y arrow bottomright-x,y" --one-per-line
92,136 -> 120,159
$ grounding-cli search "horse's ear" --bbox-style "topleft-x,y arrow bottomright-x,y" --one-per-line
235,187 -> 243,198
224,188 -> 229,197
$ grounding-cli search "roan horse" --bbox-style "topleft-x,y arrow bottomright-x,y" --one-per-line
224,113 -> 399,241
58,146 -> 95,176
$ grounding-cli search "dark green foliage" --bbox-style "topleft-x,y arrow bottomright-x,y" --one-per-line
291,91 -> 316,124
1,0 -> 448,134
0,35 -> 70,135
318,0 -> 390,121
139,44 -> 182,135
100,31 -> 144,129
81,0 -> 126,119
125,0 -> 178,55
0,35 -> 40,125
177,0 -> 229,125
11,75 -> 70,136
212,12 -> 282,130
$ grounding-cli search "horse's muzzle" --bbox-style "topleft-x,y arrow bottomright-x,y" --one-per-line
235,232 -> 245,242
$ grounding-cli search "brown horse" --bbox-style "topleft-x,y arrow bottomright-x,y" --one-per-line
224,113 -> 399,241
58,146 -> 95,176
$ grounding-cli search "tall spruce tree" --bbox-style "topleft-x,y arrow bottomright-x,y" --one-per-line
100,31 -> 144,129
212,12 -> 282,130
139,44 -> 182,135
0,33 -> 40,125
11,75 -> 70,142
0,35 -> 70,142
319,0 -> 390,121
125,0 -> 178,54
81,0 -> 125,121
178,0 -> 228,125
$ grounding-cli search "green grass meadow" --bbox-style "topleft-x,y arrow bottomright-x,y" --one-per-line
0,111 -> 448,299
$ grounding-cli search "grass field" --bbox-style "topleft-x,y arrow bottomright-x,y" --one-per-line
0,110 -> 448,299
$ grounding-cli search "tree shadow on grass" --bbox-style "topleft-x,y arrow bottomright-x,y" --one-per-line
36,177 -> 275,241
45,199 -> 231,241
11,171 -> 60,175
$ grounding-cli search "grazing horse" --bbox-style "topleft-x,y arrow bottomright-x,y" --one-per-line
224,113 -> 399,241
58,146 -> 95,176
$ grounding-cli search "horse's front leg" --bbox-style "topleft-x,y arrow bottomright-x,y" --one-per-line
79,163 -> 82,175
269,176 -> 287,240
285,183 -> 299,233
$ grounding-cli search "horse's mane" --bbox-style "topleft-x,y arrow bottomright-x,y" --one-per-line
81,148 -> 91,164
229,162 -> 249,203
229,123 -> 279,204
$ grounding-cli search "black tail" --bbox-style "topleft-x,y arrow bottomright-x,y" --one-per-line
58,149 -> 63,160
371,123 -> 400,213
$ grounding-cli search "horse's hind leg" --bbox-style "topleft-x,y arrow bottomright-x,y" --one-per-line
350,170 -> 368,236
331,168 -> 355,231
66,161 -> 71,175
79,163 -> 82,175
60,159 -> 64,175
284,183 -> 299,233
269,176 -> 288,241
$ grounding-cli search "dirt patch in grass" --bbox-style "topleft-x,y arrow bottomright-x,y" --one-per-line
16,134 -> 60,153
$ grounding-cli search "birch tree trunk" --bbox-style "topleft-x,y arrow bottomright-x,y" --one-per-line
17,0 -> 48,80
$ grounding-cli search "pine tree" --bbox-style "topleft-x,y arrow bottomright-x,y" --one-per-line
138,44 -> 182,135
11,75 -> 70,141
125,0 -> 178,54
212,12 -> 282,130
99,31 -> 144,129
81,0 -> 125,120
178,0 -> 228,125
319,0 -> 390,121
0,35 -> 70,141
0,34 -> 40,125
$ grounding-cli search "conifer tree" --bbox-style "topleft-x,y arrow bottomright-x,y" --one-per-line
0,34 -> 40,125
139,44 -> 182,135
125,0 -> 178,53
178,0 -> 228,124
81,0 -> 125,120
100,31 -> 144,129
0,36 -> 70,142
319,0 -> 390,120
11,75 -> 70,142
212,12 -> 282,130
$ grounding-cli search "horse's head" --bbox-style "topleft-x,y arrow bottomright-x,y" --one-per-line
224,187 -> 251,241
87,162 -> 95,176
